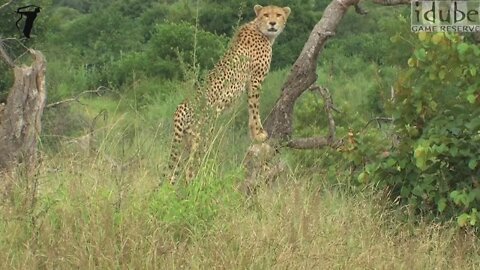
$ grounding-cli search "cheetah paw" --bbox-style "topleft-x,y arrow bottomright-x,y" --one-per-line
253,129 -> 268,142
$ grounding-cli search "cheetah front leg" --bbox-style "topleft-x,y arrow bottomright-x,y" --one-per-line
247,79 -> 268,142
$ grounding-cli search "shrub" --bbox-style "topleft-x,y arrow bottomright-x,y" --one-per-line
361,33 -> 480,228
145,22 -> 228,80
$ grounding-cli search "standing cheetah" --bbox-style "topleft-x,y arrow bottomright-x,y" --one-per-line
167,4 -> 291,183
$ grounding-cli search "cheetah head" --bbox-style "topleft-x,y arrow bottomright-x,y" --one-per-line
253,5 -> 291,41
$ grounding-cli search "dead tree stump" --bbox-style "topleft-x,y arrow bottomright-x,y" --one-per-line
0,49 -> 47,173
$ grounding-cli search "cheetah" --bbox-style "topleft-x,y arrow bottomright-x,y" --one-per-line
167,4 -> 291,184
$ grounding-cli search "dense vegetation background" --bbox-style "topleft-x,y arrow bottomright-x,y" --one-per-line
0,0 -> 479,268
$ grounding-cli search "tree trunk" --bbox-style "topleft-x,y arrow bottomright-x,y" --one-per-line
264,0 -> 359,141
243,0 -> 411,188
0,49 -> 46,173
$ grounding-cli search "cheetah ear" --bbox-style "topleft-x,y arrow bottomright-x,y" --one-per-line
254,5 -> 263,16
283,7 -> 291,18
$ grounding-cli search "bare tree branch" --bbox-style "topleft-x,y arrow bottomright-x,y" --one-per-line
283,86 -> 338,150
311,85 -> 336,142
0,0 -> 18,12
364,117 -> 394,129
46,86 -> 110,108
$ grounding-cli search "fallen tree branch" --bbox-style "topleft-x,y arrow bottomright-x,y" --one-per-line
46,86 -> 109,108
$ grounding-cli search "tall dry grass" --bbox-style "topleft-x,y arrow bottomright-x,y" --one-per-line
1,147 -> 478,269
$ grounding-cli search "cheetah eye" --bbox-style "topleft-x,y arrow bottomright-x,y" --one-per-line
263,14 -> 269,18
276,13 -> 282,17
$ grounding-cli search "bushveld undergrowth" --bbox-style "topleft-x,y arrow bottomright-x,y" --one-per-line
1,65 -> 480,269
1,148 -> 479,269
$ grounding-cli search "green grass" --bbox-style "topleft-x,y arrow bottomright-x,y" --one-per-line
1,68 -> 479,269
1,149 -> 479,269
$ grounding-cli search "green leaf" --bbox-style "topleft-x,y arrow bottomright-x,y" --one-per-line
415,48 -> 427,61
412,185 -> 424,197
357,172 -> 367,183
473,46 -> 480,56
471,209 -> 479,226
468,159 -> 477,170
467,94 -> 476,104
457,43 -> 469,55
449,146 -> 458,157
390,35 -> 399,43
431,33 -> 444,44
400,186 -> 411,197
438,70 -> 446,80
386,158 -> 396,167
457,213 -> 470,227
470,66 -> 477,76
437,198 -> 447,212
414,145 -> 428,170
470,217 -> 477,226
450,190 -> 461,204
408,57 -> 416,67
418,32 -> 428,42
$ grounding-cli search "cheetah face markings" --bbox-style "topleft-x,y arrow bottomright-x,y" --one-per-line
254,5 -> 291,40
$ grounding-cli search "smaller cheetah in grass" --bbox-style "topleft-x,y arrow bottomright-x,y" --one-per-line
167,4 -> 291,184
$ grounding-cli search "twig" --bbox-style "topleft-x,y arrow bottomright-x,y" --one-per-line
309,85 -> 337,142
309,85 -> 341,113
46,86 -> 110,108
0,0 -> 18,12
283,85 -> 340,150
364,117 -> 394,129
0,38 -> 14,68
371,0 -> 410,6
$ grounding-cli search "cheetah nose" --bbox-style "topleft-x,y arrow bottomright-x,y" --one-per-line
269,22 -> 276,26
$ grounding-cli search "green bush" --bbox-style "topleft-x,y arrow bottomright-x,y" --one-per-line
361,33 -> 480,228
145,22 -> 228,80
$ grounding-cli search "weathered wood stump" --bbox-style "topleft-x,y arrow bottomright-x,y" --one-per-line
0,49 -> 47,174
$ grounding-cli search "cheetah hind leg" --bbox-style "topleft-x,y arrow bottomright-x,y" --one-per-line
167,103 -> 191,184
184,113 -> 215,182
184,123 -> 202,182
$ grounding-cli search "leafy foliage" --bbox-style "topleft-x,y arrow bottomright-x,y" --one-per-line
361,33 -> 480,228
